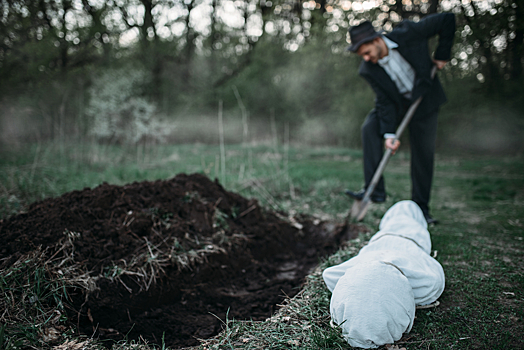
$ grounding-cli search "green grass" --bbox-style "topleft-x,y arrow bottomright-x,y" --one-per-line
0,141 -> 523,349
0,250 -> 72,349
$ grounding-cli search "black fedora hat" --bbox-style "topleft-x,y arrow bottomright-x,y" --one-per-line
347,21 -> 383,52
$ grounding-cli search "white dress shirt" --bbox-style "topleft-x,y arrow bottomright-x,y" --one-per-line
378,36 -> 416,139
378,36 -> 416,98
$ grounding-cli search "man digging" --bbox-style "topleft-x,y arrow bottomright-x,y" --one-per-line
344,13 -> 456,225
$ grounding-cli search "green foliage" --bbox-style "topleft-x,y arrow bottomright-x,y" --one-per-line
86,66 -> 176,144
0,251 -> 71,349
211,34 -> 372,147
457,0 -> 523,89
1,0 -> 522,151
221,35 -> 368,121
213,208 -> 230,230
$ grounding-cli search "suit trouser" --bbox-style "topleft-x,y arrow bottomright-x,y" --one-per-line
361,107 -> 439,215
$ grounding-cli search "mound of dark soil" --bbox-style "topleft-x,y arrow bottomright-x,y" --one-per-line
0,173 -> 361,348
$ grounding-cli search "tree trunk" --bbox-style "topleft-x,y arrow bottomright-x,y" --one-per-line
428,0 -> 439,15
140,0 -> 162,100
509,0 -> 523,81
183,0 -> 195,88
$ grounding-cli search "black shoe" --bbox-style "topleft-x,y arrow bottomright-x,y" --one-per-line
424,213 -> 439,225
344,189 -> 386,203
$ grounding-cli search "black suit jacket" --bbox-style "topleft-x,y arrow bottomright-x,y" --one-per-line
359,13 -> 456,135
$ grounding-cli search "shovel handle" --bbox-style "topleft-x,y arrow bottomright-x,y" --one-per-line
360,66 -> 438,208
393,65 -> 438,142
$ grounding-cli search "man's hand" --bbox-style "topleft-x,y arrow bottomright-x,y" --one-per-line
385,138 -> 401,155
433,59 -> 448,70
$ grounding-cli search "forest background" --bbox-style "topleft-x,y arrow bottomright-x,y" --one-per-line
0,0 -> 523,154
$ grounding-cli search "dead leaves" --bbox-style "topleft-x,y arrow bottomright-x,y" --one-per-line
52,340 -> 90,350
416,300 -> 440,309
42,327 -> 61,343
287,339 -> 300,346
385,344 -> 407,350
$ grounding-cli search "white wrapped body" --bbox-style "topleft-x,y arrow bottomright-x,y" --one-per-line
323,200 -> 445,348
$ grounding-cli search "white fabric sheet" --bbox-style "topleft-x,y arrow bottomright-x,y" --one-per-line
323,200 -> 445,348
330,260 -> 415,348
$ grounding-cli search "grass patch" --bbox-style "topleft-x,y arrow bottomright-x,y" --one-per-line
0,249 -> 74,349
0,141 -> 523,349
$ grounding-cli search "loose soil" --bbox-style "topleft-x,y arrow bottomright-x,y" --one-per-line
0,173 -> 361,348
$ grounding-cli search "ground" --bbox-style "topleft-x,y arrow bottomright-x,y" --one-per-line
0,173 -> 361,348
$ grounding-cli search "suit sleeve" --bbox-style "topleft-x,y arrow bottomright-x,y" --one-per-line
362,73 -> 400,136
412,13 -> 456,61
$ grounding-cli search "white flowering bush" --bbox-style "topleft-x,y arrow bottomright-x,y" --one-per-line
87,67 -> 175,144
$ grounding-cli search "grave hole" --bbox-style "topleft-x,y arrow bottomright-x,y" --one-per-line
0,173 -> 360,348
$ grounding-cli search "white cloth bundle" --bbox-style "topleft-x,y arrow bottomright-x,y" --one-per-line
330,260 -> 415,348
323,200 -> 445,348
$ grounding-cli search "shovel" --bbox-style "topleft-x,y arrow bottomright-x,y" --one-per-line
351,66 -> 438,221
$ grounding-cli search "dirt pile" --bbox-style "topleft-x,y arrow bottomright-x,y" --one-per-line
0,173 -> 360,348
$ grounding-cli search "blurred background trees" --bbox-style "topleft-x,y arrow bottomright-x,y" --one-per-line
0,0 -> 522,152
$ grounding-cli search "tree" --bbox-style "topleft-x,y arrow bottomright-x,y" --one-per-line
459,0 -> 523,93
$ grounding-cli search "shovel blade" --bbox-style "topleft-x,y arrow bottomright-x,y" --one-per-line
350,198 -> 371,221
